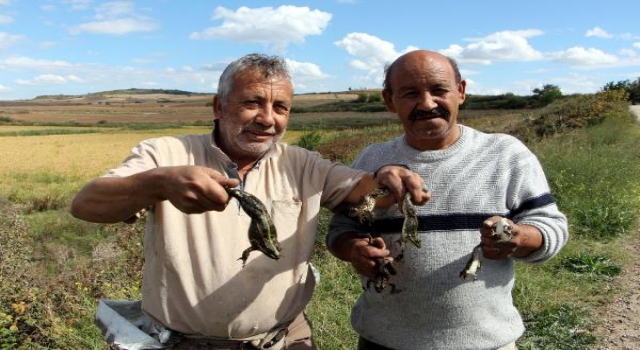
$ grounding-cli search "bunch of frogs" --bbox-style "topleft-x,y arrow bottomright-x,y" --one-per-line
348,188 -> 421,294
349,188 -> 513,292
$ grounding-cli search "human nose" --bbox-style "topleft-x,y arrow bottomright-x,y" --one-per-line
255,105 -> 276,126
417,91 -> 438,110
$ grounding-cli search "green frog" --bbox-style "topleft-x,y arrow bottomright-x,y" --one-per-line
225,187 -> 283,267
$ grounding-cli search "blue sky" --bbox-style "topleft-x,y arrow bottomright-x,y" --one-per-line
1,0 -> 639,100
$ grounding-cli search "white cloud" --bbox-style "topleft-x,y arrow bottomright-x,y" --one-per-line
61,0 -> 92,11
585,27 -> 612,39
619,32 -> 640,40
131,57 -> 156,64
69,18 -> 159,35
40,4 -> 56,11
0,56 -> 73,70
38,41 -> 59,49
0,31 -> 23,50
189,6 -> 331,52
0,14 -> 13,24
16,74 -> 72,85
67,75 -> 84,83
335,32 -> 400,67
551,73 -> 603,94
634,42 -> 640,49
0,84 -> 10,92
95,1 -> 135,19
334,32 -> 418,86
550,47 -> 619,67
442,29 -> 544,64
286,59 -> 328,82
69,1 -> 159,35
619,48 -> 637,58
0,0 -> 12,5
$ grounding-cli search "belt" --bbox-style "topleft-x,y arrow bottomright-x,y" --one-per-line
173,323 -> 289,350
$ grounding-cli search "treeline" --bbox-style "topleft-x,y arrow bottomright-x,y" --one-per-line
293,77 -> 640,113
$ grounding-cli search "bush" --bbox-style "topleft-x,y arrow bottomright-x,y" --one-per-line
295,130 -> 323,151
509,90 -> 630,142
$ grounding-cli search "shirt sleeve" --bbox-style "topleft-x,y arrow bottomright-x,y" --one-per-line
104,138 -> 162,178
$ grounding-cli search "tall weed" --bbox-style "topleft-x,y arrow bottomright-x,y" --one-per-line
531,117 -> 640,239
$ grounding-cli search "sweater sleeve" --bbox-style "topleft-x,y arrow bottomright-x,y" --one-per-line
506,143 -> 569,263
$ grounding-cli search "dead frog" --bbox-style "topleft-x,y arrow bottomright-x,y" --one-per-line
459,218 -> 513,281
369,257 -> 397,293
363,234 -> 398,293
350,188 -> 422,293
350,188 -> 422,259
225,187 -> 283,267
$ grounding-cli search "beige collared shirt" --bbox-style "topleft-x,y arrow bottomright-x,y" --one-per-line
104,133 -> 365,338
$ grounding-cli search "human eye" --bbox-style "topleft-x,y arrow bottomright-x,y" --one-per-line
243,99 -> 260,109
274,103 -> 290,114
432,86 -> 451,96
399,89 -> 418,98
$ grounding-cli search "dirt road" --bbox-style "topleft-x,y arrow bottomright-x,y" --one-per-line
594,106 -> 640,349
631,105 -> 640,122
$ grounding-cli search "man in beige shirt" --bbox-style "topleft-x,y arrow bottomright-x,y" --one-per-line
71,53 -> 429,350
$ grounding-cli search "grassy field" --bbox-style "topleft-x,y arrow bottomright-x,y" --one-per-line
1,92 -> 639,349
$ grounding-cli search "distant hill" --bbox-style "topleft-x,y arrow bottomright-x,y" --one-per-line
34,88 -> 211,100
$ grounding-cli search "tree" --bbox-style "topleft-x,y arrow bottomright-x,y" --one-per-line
602,78 -> 640,104
532,84 -> 563,107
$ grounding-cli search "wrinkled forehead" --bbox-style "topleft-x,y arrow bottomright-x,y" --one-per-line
393,56 -> 454,83
232,69 -> 292,90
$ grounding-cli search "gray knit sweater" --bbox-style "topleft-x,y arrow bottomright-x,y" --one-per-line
327,125 -> 568,350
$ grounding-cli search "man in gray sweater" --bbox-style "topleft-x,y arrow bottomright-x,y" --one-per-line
327,50 -> 568,350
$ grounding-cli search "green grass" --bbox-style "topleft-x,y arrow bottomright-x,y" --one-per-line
1,94 -> 640,348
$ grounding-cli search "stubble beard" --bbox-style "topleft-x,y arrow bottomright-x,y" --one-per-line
218,121 -> 284,160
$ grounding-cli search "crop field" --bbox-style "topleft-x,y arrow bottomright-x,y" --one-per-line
1,91 -> 639,349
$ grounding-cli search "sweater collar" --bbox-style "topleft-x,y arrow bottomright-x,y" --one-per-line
399,125 -> 469,161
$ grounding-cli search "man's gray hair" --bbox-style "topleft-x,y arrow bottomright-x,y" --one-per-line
217,53 -> 292,101
382,54 -> 462,94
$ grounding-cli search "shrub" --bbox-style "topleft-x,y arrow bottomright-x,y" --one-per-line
559,252 -> 622,280
295,130 -> 323,151
519,304 -> 597,349
509,91 -> 630,142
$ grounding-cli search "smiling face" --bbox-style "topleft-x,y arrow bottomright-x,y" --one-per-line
213,69 -> 293,168
382,50 -> 466,151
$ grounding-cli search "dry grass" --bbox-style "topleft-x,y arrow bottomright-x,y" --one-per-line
0,91 -> 365,124
0,127 -> 302,176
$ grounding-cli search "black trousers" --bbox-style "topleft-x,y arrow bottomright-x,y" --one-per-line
358,337 -> 395,350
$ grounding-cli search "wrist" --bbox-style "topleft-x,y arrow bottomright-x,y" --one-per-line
373,164 -> 410,180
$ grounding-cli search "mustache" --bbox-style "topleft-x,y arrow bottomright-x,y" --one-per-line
409,106 -> 449,121
243,123 -> 277,135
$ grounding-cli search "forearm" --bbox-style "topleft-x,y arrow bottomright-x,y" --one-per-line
343,173 -> 378,204
71,170 -> 163,223
330,232 -> 367,261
